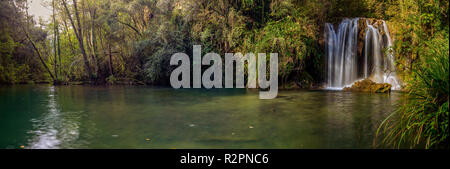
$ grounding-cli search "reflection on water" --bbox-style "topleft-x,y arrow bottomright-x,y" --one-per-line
27,86 -> 82,149
0,85 -> 403,149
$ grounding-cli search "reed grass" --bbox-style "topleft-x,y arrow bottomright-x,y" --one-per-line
376,36 -> 449,149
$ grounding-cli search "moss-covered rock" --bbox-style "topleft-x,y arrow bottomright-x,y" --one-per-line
343,79 -> 391,93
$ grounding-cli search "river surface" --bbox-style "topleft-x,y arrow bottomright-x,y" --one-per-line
0,85 -> 403,149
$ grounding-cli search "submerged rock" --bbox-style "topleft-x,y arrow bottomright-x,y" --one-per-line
343,79 -> 391,93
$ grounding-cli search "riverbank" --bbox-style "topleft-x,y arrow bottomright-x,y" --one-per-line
0,82 -> 329,91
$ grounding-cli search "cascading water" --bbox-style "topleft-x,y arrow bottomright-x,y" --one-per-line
381,21 -> 401,90
325,18 -> 401,90
325,18 -> 359,88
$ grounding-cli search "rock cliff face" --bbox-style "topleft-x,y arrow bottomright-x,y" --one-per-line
343,79 -> 391,93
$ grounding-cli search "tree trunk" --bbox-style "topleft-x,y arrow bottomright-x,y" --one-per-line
62,19 -> 75,54
90,7 -> 99,77
109,43 -> 114,76
52,0 -> 58,80
62,0 -> 93,80
57,23 -> 62,78
16,0 -> 55,82
24,30 -> 55,81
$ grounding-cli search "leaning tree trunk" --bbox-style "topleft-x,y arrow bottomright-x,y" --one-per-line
24,30 -> 55,81
16,1 -> 55,82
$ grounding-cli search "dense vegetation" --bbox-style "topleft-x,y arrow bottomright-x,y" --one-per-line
1,0 -> 448,86
378,37 -> 448,149
0,0 -> 448,148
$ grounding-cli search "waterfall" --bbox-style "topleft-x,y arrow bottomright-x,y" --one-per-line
325,18 -> 401,90
325,18 -> 359,88
365,23 -> 383,82
381,21 -> 401,90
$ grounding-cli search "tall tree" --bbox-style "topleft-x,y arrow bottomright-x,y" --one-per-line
62,0 -> 93,80
52,0 -> 59,80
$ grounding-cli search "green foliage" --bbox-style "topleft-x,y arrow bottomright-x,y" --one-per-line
329,0 -> 370,19
0,32 -> 17,58
239,0 -> 322,86
190,1 -> 248,53
0,0 -> 48,84
382,0 -> 449,76
0,63 -> 32,84
374,0 -> 449,149
0,0 -> 447,93
0,65 -> 15,84
106,75 -> 116,84
135,13 -> 191,85
377,35 -> 449,149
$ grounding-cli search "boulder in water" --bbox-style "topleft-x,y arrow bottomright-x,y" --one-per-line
343,79 -> 391,93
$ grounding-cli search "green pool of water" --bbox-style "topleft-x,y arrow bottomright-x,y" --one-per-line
0,85 -> 403,149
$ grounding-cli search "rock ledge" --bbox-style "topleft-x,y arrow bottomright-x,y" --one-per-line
343,79 -> 391,93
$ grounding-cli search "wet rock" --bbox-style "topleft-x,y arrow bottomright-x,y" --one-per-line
343,79 -> 391,93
